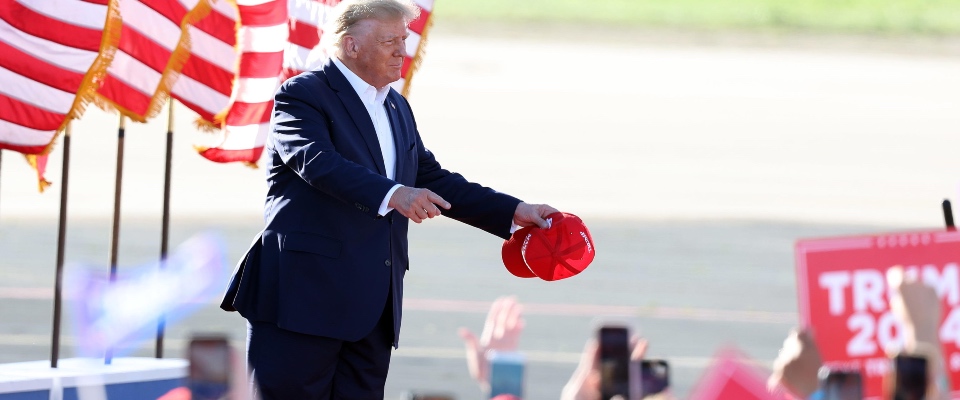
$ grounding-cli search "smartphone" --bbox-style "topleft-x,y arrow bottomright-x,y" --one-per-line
599,325 -> 631,399
888,354 -> 928,400
640,359 -> 669,397
188,334 -> 231,400
818,367 -> 862,400
488,351 -> 524,399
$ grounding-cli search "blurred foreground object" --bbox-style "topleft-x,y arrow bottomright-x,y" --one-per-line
488,351 -> 525,399
690,347 -> 776,400
459,296 -> 525,394
156,335 -> 254,400
187,335 -> 231,400
65,233 -> 228,358
560,330 -> 649,400
768,329 -> 823,399
887,265 -> 949,400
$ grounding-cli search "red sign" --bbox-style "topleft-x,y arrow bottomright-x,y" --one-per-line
797,230 -> 960,400
688,347 -> 779,400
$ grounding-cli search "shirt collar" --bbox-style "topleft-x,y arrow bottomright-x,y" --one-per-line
333,57 -> 390,106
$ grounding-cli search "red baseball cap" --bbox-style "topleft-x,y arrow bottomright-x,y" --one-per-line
521,212 -> 595,281
501,226 -> 537,278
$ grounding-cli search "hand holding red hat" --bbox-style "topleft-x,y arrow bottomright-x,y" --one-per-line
502,211 -> 596,281
513,202 -> 559,229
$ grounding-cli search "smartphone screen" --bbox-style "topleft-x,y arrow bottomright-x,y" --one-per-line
821,369 -> 862,400
640,359 -> 669,397
488,351 -> 524,399
599,326 -> 631,400
892,354 -> 928,400
188,335 -> 231,400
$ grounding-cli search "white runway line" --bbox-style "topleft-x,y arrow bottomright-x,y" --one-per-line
403,298 -> 796,324
0,333 -> 772,368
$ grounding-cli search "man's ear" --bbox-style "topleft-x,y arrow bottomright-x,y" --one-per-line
342,36 -> 358,58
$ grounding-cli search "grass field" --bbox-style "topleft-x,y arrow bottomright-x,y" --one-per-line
435,0 -> 960,35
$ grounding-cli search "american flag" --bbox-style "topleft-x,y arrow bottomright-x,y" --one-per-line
93,0 -> 229,121
171,0 -> 237,128
0,0 -> 436,184
195,0 -> 288,164
197,0 -> 436,165
0,0 -> 117,189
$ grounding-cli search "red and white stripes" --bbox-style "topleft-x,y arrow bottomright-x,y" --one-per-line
171,0 -> 238,126
0,0 -> 112,154
94,0 -> 213,120
196,0 -> 288,164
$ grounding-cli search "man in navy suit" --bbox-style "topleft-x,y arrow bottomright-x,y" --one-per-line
220,0 -> 557,398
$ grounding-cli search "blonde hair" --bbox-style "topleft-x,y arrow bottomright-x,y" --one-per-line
324,0 -> 419,54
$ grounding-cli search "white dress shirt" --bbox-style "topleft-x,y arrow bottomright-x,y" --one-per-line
332,57 -> 402,216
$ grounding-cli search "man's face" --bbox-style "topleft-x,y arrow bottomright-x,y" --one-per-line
346,17 -> 408,89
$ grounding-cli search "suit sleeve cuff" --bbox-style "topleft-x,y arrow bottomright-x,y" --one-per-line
378,184 -> 403,216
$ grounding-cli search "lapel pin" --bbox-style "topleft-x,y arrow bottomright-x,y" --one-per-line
390,102 -> 396,109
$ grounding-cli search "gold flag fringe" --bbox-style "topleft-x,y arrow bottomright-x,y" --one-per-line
24,154 -> 52,193
401,10 -> 435,98
26,0 -> 123,192
66,0 -> 122,129
91,0 -> 215,122
194,116 -> 221,133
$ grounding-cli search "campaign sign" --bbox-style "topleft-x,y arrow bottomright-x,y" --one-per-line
796,230 -> 960,400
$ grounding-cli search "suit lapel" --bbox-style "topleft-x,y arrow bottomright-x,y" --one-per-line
323,59 -> 386,176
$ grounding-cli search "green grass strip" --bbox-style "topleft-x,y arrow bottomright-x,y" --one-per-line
436,0 -> 960,35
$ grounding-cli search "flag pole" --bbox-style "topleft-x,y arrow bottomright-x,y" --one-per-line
105,116 -> 126,365
155,101 -> 174,359
51,124 -> 72,368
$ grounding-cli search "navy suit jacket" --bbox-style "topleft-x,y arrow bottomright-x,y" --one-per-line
221,59 -> 522,346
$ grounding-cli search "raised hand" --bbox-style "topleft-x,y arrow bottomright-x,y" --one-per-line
458,296 -> 525,391
768,329 -> 823,399
561,336 -> 648,400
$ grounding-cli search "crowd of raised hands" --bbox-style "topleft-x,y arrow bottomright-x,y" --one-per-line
157,265 -> 947,400
459,265 -> 949,400
457,296 -> 671,400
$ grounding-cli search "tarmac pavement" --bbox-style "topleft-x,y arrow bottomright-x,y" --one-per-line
0,217 -> 880,399
2,27 -> 960,399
